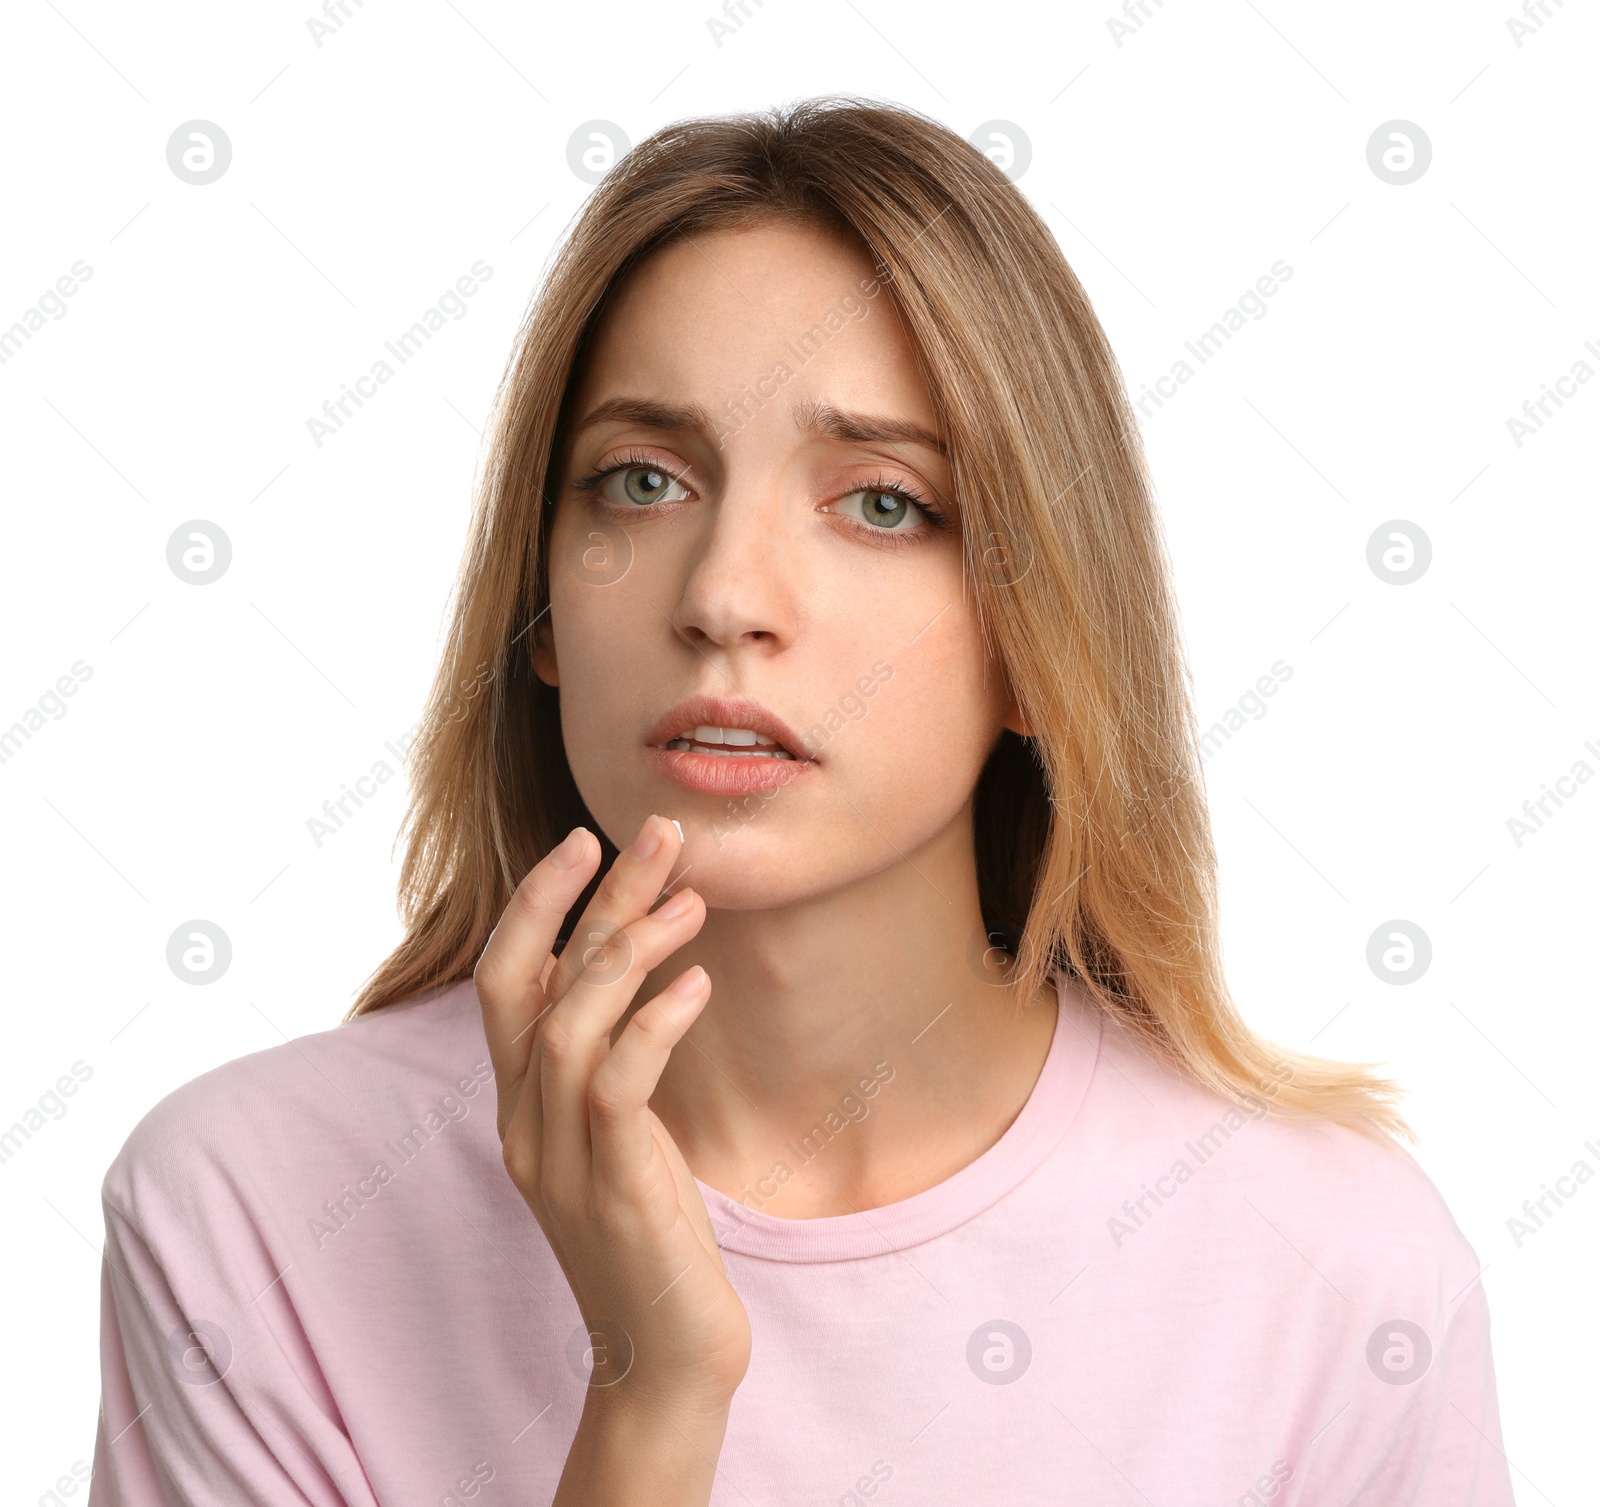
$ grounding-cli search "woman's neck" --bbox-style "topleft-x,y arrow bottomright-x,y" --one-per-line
636,812 -> 1059,1218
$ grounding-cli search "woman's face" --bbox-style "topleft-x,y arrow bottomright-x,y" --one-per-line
536,217 -> 1021,909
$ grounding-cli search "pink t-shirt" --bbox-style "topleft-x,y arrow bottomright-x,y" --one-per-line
88,971 -> 1516,1505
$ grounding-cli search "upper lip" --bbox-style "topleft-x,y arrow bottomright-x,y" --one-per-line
647,693 -> 814,761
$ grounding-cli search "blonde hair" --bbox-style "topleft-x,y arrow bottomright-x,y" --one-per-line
346,94 -> 1411,1146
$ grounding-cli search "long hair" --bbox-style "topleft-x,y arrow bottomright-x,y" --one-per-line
346,94 -> 1411,1145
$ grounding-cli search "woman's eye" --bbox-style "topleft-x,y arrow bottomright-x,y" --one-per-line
835,487 -> 926,531
604,465 -> 689,506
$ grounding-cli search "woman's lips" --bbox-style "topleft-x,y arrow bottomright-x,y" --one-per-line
644,744 -> 818,796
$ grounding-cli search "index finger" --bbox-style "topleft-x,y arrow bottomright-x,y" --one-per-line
474,827 -> 598,1091
545,814 -> 687,1005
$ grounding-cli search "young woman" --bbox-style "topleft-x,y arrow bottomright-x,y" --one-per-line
90,96 -> 1515,1505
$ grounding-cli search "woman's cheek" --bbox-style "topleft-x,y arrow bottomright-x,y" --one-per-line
844,655 -> 989,800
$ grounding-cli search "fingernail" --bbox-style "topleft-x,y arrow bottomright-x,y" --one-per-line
655,888 -> 696,920
628,815 -> 662,861
550,827 -> 589,870
668,964 -> 707,997
669,818 -> 685,845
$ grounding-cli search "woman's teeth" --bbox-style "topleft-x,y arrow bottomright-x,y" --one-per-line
666,724 -> 796,760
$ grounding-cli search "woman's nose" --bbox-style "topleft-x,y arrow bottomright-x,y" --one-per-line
667,486 -> 800,656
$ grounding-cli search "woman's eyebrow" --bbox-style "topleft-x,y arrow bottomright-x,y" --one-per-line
570,395 -> 948,458
795,398 -> 948,458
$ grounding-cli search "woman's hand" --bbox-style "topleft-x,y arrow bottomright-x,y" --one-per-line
474,813 -> 752,1424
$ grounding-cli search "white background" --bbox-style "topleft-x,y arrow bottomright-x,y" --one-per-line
1,0 -> 1594,1501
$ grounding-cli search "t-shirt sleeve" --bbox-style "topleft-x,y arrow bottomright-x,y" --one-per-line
1340,1276 -> 1518,1507
88,1126 -> 382,1505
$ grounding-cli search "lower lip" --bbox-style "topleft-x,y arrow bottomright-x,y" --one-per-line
644,745 -> 818,795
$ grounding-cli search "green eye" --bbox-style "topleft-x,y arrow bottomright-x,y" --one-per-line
839,486 -> 924,530
861,490 -> 909,527
618,466 -> 685,505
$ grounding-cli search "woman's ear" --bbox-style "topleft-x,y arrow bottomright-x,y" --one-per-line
1002,695 -> 1033,738
531,611 -> 559,688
